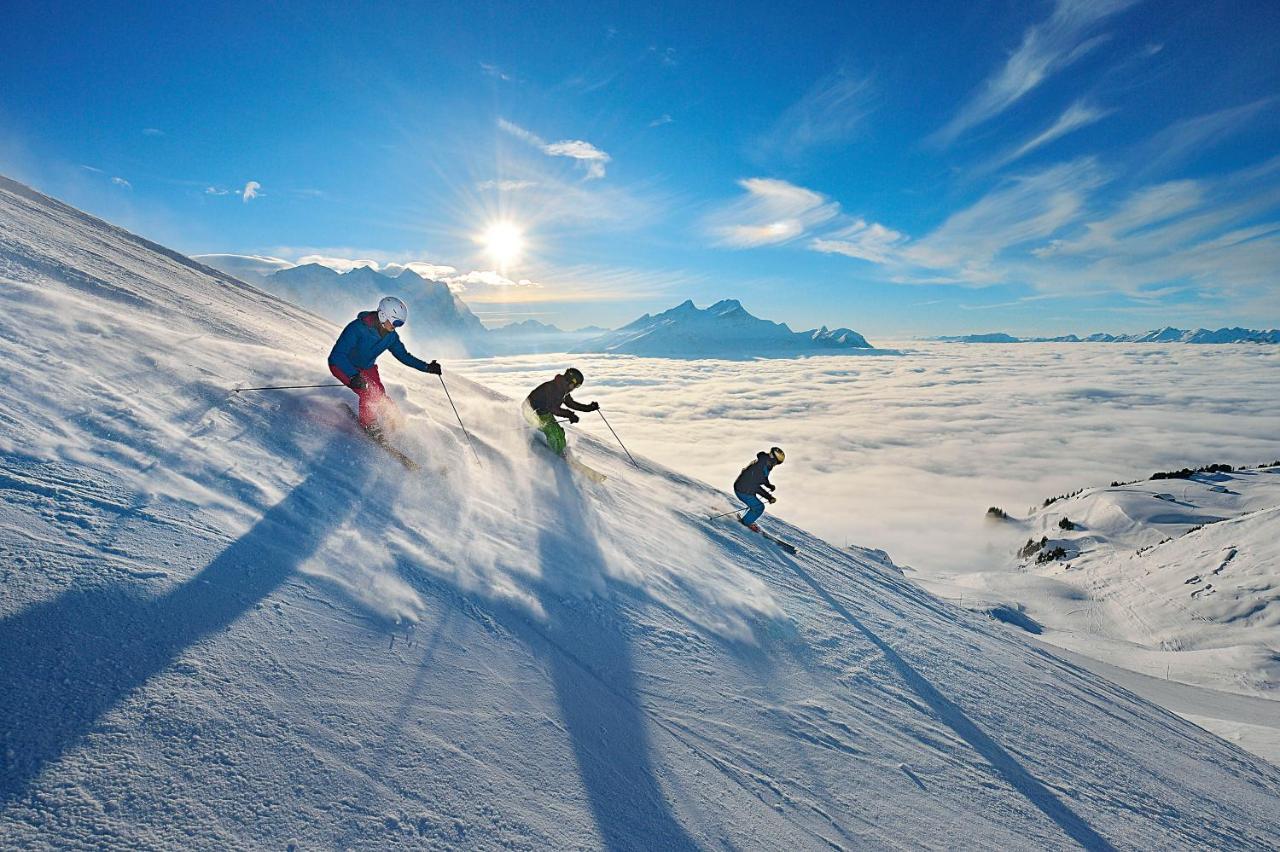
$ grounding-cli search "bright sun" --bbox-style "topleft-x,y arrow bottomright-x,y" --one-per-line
481,221 -> 525,268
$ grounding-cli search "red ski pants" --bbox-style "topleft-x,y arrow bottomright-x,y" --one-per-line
330,364 -> 398,428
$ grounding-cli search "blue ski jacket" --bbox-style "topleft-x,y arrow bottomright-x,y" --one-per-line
328,311 -> 430,378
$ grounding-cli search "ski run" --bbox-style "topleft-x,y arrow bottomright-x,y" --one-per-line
2,174 -> 1279,849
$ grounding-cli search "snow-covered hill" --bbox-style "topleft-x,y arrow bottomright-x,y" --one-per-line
916,467 -> 1280,761
3,174 -> 1280,849
576,299 -> 880,359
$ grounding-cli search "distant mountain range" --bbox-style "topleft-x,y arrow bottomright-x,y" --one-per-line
933,327 -> 1280,344
195,257 -> 603,355
195,256 -> 879,360
573,299 -> 877,359
268,262 -> 488,340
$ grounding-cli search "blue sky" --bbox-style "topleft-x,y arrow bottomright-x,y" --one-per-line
2,0 -> 1277,336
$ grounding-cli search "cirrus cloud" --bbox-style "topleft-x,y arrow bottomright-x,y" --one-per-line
930,0 -> 1140,146
708,178 -> 839,247
498,119 -> 612,180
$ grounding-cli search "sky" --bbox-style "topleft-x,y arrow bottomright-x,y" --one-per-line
2,0 -> 1278,337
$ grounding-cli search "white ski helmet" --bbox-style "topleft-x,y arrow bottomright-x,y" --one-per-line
377,295 -> 408,328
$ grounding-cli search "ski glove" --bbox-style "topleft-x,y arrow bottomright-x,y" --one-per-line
425,360 -> 442,375
584,401 -> 600,412
763,482 -> 776,491
565,411 -> 580,424
765,494 -> 777,504
349,374 -> 369,391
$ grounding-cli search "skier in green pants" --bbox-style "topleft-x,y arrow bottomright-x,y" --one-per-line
522,367 -> 598,455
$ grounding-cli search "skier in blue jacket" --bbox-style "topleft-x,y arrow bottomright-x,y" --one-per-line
733,447 -> 784,531
328,296 -> 441,435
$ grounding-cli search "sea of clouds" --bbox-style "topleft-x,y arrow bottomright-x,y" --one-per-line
458,343 -> 1280,577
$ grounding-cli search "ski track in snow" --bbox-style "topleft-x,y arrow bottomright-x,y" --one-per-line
2,175 -> 1280,849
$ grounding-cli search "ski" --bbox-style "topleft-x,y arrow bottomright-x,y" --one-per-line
760,529 -> 798,554
564,450 -> 608,483
341,404 -> 420,471
708,512 -> 798,554
528,435 -> 608,483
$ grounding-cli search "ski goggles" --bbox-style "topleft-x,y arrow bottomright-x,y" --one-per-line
391,318 -> 405,328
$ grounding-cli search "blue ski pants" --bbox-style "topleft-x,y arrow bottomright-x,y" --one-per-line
736,491 -> 765,525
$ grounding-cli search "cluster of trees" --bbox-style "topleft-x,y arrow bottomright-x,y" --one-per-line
1150,463 -> 1234,481
1042,489 -> 1083,508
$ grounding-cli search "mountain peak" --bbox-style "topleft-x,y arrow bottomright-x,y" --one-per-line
574,298 -> 875,358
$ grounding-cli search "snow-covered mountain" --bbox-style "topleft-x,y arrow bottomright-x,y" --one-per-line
5,174 -> 1280,848
196,256 -> 607,357
264,262 -> 488,343
485,319 -> 610,355
934,327 -> 1280,344
575,299 -> 878,358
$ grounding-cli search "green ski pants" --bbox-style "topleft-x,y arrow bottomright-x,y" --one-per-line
522,401 -> 566,455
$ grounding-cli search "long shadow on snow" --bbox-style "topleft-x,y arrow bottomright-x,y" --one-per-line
0,438 -> 372,805
780,556 -> 1116,852
530,460 -> 698,851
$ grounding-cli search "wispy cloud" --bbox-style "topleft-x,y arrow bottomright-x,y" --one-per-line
295,254 -> 379,273
242,180 -> 261,202
708,178 -> 839,247
1032,179 -> 1203,257
992,99 -> 1114,169
648,114 -> 674,128
647,45 -> 678,67
479,62 -> 517,82
386,261 -> 458,279
142,128 -> 164,137
476,179 -> 538,191
930,0 -> 1139,146
811,219 -> 906,263
111,176 -> 131,190
1135,98 -> 1276,178
205,186 -> 233,196
759,70 -> 875,157
498,119 -> 612,180
903,158 -> 1108,277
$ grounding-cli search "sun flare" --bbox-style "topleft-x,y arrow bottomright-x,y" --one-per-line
481,221 -> 525,269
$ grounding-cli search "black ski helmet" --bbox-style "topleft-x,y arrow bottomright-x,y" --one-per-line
565,367 -> 584,387
769,446 -> 785,464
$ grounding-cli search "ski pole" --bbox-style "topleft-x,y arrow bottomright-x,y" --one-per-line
596,408 -> 639,469
709,508 -> 742,521
438,374 -> 482,464
234,383 -> 345,393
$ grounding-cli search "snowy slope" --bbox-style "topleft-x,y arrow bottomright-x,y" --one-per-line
576,299 -> 878,358
3,174 -> 1280,850
913,469 -> 1280,762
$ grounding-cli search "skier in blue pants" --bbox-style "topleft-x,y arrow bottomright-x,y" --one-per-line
733,447 -> 785,531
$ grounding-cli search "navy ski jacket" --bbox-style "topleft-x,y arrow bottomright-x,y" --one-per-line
526,374 -> 594,418
734,452 -> 777,499
328,311 -> 430,379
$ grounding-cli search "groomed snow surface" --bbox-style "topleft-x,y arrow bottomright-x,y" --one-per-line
917,468 -> 1280,765
2,175 -> 1279,849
